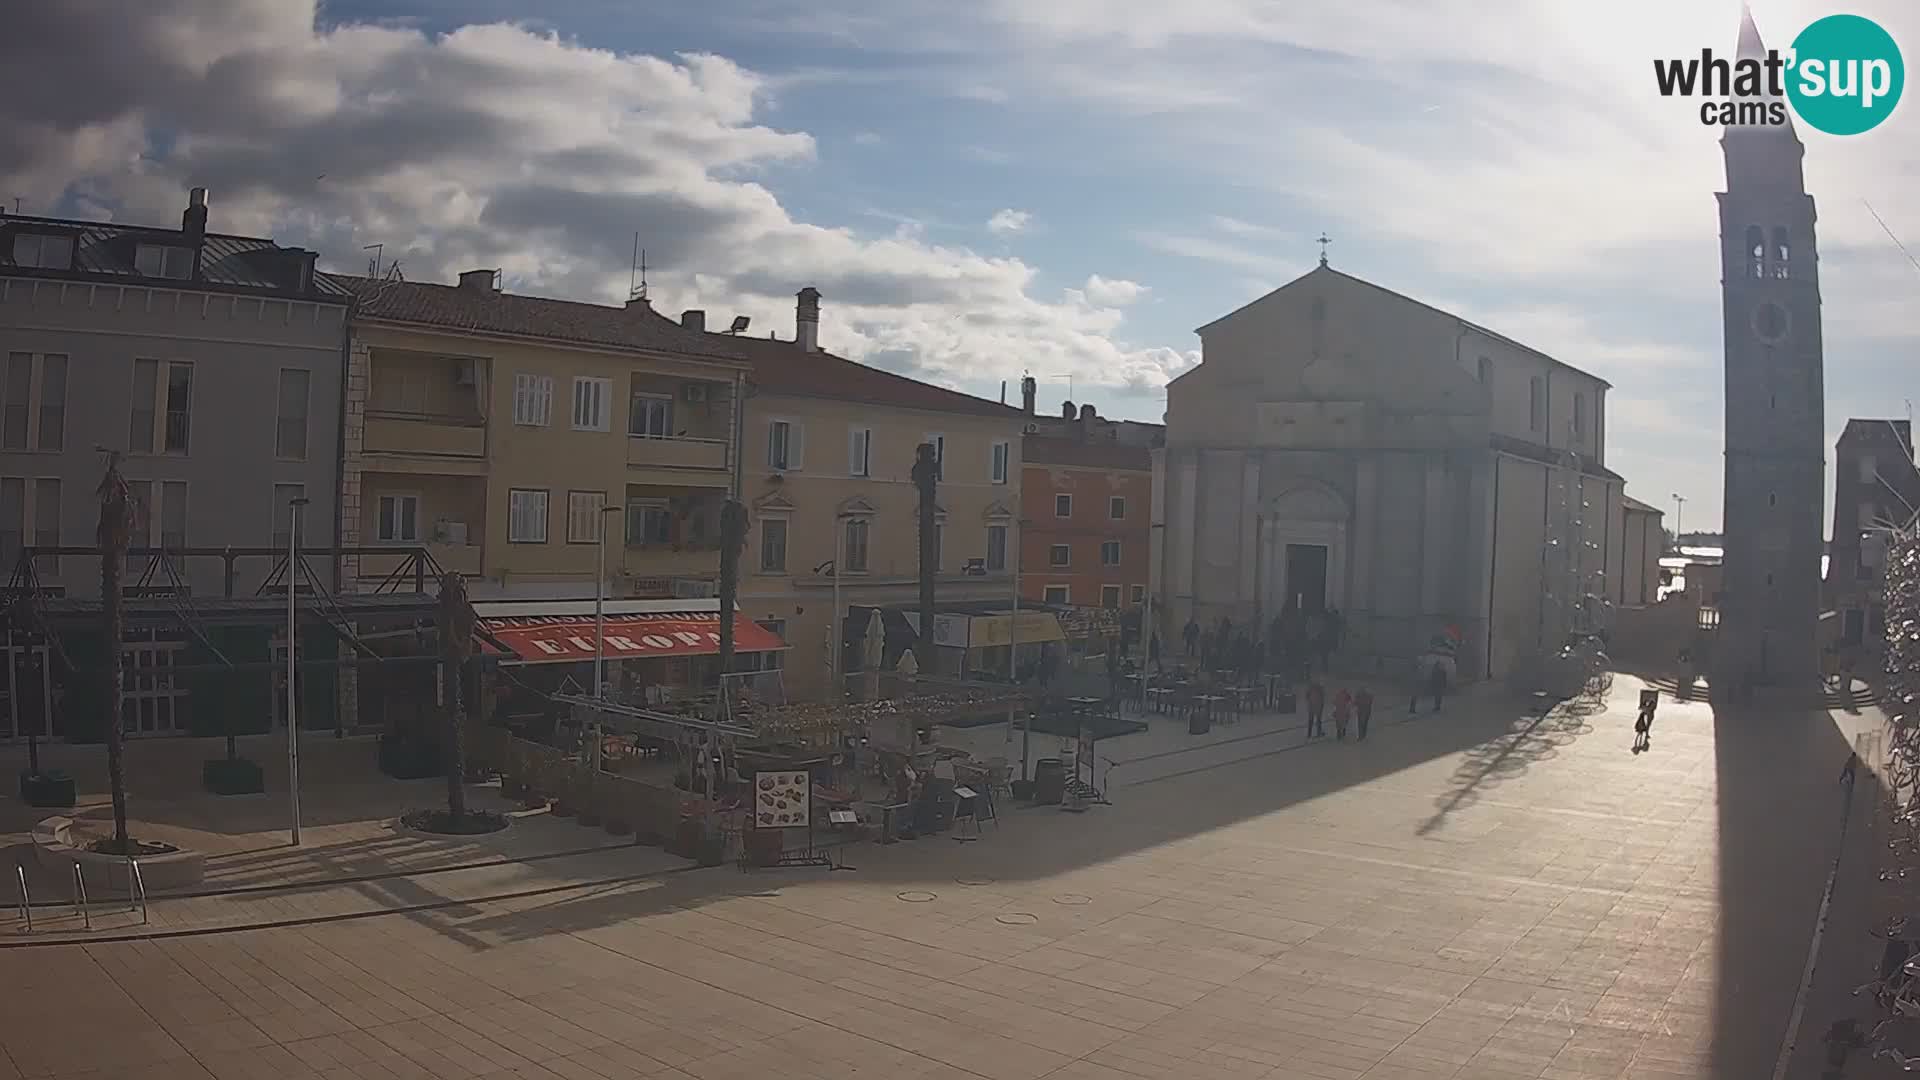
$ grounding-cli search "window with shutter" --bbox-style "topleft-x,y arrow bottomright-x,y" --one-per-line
848,428 -> 871,476
566,491 -> 607,543
991,441 -> 1009,484
514,374 -> 553,426
571,377 -> 609,431
508,489 -> 548,543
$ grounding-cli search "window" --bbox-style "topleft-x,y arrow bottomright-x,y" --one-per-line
1109,496 -> 1126,520
163,362 -> 192,452
31,478 -> 57,548
754,619 -> 787,672
135,244 -> 193,280
272,483 -> 305,551
986,524 -> 1007,572
1860,502 -> 1879,530
11,233 -> 72,270
1101,540 -> 1122,566
129,359 -> 157,452
1772,226 -> 1791,279
1043,585 -> 1070,604
157,481 -> 187,549
377,493 -> 420,542
1055,493 -> 1072,518
566,491 -> 607,544
1131,585 -> 1146,604
844,517 -> 870,573
626,499 -> 671,546
1049,544 -> 1071,568
0,478 -> 20,567
512,374 -> 553,426
629,391 -> 672,437
848,427 -> 871,477
924,434 -> 945,480
768,420 -> 803,470
1745,225 -> 1765,279
760,517 -> 788,572
276,369 -> 310,460
991,440 -> 1010,484
35,354 -> 64,451
1477,355 -> 1491,384
1528,375 -> 1544,433
1572,391 -> 1586,441
1101,585 -> 1122,609
1860,455 -> 1878,484
2,353 -> 28,450
571,377 -> 611,431
508,489 -> 548,543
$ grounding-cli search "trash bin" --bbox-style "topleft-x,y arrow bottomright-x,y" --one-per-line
1276,689 -> 1296,715
1188,710 -> 1212,735
1032,758 -> 1066,804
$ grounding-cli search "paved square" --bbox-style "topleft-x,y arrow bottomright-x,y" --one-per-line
0,678 -> 1856,1079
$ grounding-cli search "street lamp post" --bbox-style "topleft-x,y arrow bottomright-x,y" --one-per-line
286,497 -> 309,846
1671,493 -> 1686,547
591,504 -> 621,772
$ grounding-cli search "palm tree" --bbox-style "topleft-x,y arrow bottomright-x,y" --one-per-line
912,443 -> 939,657
716,500 -> 747,674
96,452 -> 134,850
436,572 -> 475,823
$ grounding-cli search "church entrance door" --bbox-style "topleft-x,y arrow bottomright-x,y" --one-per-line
1285,544 -> 1329,612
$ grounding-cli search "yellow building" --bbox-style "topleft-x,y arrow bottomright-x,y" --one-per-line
690,289 -> 1032,701
336,270 -> 786,707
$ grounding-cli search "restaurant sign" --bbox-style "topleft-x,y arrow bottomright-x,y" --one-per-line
480,612 -> 787,664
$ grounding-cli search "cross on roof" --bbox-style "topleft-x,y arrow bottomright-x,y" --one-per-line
1316,233 -> 1332,267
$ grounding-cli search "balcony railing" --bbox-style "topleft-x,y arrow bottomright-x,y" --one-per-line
627,434 -> 729,472
364,410 -> 486,459
358,541 -> 482,580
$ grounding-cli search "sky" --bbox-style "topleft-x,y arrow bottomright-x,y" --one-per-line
4,1 -> 1919,533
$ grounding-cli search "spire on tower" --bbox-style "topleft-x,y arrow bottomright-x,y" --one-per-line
1736,3 -> 1767,62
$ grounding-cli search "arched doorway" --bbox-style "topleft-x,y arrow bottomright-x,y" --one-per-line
1259,483 -> 1349,616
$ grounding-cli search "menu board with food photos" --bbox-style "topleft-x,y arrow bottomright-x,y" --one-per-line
754,771 -> 811,829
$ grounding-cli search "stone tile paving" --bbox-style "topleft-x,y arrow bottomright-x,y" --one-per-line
0,675 -> 1859,1079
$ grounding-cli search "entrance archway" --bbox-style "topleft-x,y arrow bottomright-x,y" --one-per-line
1258,482 -> 1349,618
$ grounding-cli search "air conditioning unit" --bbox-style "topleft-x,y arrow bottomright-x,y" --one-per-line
453,359 -> 479,385
683,383 -> 709,404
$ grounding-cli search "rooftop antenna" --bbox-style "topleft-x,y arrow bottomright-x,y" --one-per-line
629,236 -> 649,303
362,243 -> 384,278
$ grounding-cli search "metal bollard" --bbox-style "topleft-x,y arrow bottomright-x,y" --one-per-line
70,864 -> 90,930
15,865 -> 30,932
127,857 -> 149,925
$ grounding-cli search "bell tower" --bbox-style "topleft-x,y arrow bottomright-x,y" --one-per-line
1716,6 -> 1826,691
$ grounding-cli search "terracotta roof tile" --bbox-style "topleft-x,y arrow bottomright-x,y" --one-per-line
702,332 -> 1023,419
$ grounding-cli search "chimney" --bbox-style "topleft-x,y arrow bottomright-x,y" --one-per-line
182,187 -> 209,243
284,248 -> 317,295
796,286 -> 821,352
457,268 -> 498,292
1020,376 -> 1037,415
1061,400 -> 1076,420
1079,403 -> 1097,422
681,309 -> 706,333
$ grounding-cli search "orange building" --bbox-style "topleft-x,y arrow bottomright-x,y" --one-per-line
1021,431 -> 1153,610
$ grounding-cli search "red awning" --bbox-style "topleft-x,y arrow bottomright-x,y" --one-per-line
479,612 -> 787,665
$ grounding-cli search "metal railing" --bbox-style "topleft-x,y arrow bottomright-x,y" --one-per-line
14,865 -> 29,932
127,858 -> 148,925
69,865 -> 89,930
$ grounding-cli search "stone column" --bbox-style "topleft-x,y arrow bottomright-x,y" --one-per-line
1239,455 -> 1263,618
1171,451 -> 1199,621
1351,455 -> 1379,648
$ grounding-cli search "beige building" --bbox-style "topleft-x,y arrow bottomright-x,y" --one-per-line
1617,496 -> 1665,608
336,271 -> 795,705
694,289 -> 1029,701
1155,262 -> 1648,682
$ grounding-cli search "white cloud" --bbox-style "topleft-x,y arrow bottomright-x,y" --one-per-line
986,208 -> 1032,235
1082,275 -> 1149,306
0,1 -> 1179,399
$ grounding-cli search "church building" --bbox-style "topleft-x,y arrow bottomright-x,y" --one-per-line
1153,259 -> 1637,683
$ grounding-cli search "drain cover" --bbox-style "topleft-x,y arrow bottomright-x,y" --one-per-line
995,912 -> 1039,925
897,890 -> 937,903
1053,894 -> 1092,905
956,876 -> 996,887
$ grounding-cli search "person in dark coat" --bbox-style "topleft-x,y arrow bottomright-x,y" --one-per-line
1183,618 -> 1200,657
1426,661 -> 1448,713
1148,631 -> 1162,671
1355,686 -> 1374,741
1305,680 -> 1327,738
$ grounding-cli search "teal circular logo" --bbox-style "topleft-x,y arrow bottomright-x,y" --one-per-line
1787,14 -> 1904,135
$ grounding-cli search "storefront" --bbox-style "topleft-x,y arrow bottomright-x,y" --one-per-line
901,607 -> 1067,681
476,599 -> 788,709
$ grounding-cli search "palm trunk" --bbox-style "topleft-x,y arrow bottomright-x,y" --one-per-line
437,572 -> 475,823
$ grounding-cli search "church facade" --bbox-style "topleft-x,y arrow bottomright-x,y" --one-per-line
1153,264 -> 1631,683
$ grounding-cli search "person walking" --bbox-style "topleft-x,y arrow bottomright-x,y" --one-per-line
1305,680 -> 1326,739
1408,659 -> 1425,715
1355,686 -> 1374,741
1426,660 -> 1448,713
1148,631 -> 1162,672
1183,618 -> 1200,657
1332,687 -> 1353,741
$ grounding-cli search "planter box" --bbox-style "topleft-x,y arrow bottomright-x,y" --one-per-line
202,757 -> 265,796
19,771 -> 75,808
378,737 -> 442,780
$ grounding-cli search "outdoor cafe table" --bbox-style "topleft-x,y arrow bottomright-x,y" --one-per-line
1145,686 -> 1174,714
1263,672 -> 1292,708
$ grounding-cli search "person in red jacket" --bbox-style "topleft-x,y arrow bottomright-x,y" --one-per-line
1332,687 -> 1353,740
1305,681 -> 1326,739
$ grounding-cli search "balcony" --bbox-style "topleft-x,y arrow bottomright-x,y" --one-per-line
627,435 -> 730,484
363,411 -> 487,471
622,544 -> 723,581
357,541 -> 483,583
